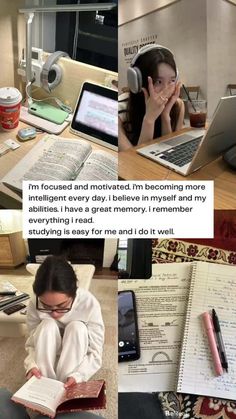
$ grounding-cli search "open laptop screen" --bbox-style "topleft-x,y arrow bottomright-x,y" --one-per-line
70,82 -> 118,150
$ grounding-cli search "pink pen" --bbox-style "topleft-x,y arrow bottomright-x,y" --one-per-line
202,312 -> 224,376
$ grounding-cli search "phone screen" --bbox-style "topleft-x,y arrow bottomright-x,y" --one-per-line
118,290 -> 140,362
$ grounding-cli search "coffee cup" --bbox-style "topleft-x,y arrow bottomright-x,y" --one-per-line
187,100 -> 207,128
0,87 -> 22,131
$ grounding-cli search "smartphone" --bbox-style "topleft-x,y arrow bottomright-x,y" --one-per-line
118,290 -> 140,362
28,102 -> 68,125
3,303 -> 26,315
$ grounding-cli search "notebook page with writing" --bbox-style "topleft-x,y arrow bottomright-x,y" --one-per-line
177,261 -> 236,399
119,262 -> 193,392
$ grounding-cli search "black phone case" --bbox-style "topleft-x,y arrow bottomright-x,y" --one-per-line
118,290 -> 140,362
3,303 -> 26,315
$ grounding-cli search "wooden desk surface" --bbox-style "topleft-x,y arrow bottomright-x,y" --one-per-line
119,129 -> 236,209
0,121 -> 117,209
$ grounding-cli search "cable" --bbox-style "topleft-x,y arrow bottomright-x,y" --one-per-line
25,79 -> 73,113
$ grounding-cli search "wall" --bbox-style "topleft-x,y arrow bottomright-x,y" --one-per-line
0,0 -> 25,89
207,0 -> 236,115
0,210 -> 23,232
119,0 -> 180,25
119,0 -> 207,103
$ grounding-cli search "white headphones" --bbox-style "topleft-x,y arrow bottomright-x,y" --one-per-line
127,44 -> 179,94
41,51 -> 70,93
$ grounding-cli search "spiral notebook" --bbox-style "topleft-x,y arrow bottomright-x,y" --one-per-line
177,261 -> 236,399
119,261 -> 236,399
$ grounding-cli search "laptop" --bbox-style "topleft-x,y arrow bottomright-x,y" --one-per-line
70,81 -> 118,151
137,95 -> 236,176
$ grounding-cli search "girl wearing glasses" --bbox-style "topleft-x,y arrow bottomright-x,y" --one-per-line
24,256 -> 104,389
119,44 -> 184,150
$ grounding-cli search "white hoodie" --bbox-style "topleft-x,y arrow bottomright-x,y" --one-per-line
24,288 -> 104,383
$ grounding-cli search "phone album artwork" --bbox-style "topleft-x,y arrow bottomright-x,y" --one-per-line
70,82 -> 118,151
118,290 -> 140,362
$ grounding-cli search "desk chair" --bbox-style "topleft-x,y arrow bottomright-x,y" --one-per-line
227,84 -> 236,95
181,86 -> 200,100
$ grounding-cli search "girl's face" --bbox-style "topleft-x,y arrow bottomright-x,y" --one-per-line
153,62 -> 176,93
37,291 -> 74,319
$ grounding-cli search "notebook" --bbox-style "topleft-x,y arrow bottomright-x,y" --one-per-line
119,261 -> 236,400
137,95 -> 236,176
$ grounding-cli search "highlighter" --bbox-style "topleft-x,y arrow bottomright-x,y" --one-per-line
202,311 -> 223,376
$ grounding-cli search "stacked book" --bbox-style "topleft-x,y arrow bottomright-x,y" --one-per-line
0,281 -> 29,311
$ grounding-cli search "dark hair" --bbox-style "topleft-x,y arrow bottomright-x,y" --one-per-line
33,256 -> 77,297
126,48 -> 180,145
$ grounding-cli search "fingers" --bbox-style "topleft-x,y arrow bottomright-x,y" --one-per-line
147,76 -> 155,97
141,87 -> 149,102
64,377 -> 76,389
26,368 -> 41,380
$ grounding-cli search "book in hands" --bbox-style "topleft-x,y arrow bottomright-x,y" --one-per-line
11,376 -> 106,418
2,134 -> 118,193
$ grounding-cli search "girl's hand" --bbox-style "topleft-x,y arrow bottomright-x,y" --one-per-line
162,81 -> 182,117
64,377 -> 76,389
142,76 -> 176,123
26,368 -> 42,380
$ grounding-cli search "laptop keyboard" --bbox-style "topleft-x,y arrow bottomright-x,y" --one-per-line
156,137 -> 202,167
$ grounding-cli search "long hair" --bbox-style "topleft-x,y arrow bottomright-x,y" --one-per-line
33,256 -> 77,297
126,48 -> 180,145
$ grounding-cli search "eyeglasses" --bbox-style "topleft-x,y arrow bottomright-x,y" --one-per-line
36,296 -> 75,313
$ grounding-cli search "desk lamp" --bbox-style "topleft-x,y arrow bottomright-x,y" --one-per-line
19,3 -> 116,92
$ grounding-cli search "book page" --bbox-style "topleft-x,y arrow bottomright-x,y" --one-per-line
2,134 -> 92,191
75,150 -> 118,181
24,138 -> 91,181
118,263 -> 192,392
178,261 -> 236,399
12,376 -> 65,416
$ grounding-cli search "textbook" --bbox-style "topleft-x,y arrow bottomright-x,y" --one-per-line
119,261 -> 236,400
2,134 -> 118,192
12,376 -> 106,418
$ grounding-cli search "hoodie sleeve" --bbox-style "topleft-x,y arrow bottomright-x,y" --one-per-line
69,296 -> 105,383
24,298 -> 41,375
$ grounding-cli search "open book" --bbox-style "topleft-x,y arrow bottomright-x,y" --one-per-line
119,261 -> 236,400
2,134 -> 118,192
12,376 -> 106,418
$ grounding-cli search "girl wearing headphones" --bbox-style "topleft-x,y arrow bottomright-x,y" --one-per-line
119,45 -> 184,151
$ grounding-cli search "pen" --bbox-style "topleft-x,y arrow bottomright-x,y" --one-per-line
212,309 -> 228,372
202,311 -> 224,376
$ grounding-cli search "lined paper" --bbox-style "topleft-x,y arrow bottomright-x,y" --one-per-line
178,261 -> 236,399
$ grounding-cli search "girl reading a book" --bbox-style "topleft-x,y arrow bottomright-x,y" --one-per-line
119,44 -> 184,151
24,256 -> 104,388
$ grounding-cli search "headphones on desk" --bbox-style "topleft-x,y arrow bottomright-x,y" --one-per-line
127,44 -> 179,94
41,51 -> 70,93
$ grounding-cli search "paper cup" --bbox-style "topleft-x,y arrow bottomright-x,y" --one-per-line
0,87 -> 22,130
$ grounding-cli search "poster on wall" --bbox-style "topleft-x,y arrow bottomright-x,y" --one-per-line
121,33 -> 159,65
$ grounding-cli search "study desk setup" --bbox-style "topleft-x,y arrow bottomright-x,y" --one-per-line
0,81 -> 118,209
119,127 -> 236,209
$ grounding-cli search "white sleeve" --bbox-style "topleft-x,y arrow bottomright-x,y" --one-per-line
70,298 -> 105,383
24,298 -> 41,374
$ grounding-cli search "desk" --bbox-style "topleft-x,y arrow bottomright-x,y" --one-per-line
119,128 -> 236,209
0,121 -> 117,209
